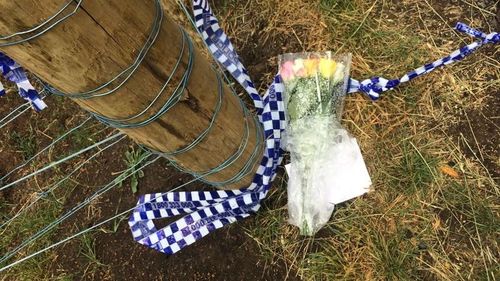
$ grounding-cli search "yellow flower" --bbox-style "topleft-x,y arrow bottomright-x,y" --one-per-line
303,59 -> 319,76
319,59 -> 337,78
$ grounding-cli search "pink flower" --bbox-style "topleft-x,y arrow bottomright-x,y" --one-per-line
280,61 -> 295,81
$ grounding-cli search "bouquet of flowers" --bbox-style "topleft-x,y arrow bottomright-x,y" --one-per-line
280,52 -> 371,235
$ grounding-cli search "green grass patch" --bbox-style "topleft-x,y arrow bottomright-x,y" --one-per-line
115,146 -> 147,194
0,197 -> 64,280
70,126 -> 95,150
237,1 -> 498,279
388,140 -> 438,196
79,232 -> 108,277
320,0 -> 429,78
439,182 -> 498,237
0,175 -> 79,280
10,129 -> 38,161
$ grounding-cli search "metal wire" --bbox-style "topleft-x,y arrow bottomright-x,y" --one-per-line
0,0 -> 83,47
0,116 -> 94,182
0,103 -> 31,129
92,27 -> 194,129
44,0 -> 163,100
0,132 -> 124,192
0,134 -> 126,230
0,152 -> 158,264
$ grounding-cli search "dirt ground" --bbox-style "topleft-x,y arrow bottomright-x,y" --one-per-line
0,0 -> 498,280
0,93 -> 298,281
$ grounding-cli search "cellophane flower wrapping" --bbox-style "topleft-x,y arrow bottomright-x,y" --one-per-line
280,52 -> 354,235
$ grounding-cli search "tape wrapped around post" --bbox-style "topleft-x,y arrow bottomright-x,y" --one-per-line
128,0 -> 285,255
127,0 -> 498,255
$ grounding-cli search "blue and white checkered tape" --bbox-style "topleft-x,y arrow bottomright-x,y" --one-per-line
128,81 -> 285,254
0,52 -> 46,111
192,0 -> 265,115
128,0 -> 285,255
129,0 -> 497,255
348,22 -> 499,100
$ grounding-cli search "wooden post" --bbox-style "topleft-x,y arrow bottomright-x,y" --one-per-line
0,0 -> 263,189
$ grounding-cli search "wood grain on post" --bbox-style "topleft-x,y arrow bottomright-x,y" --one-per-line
0,0 -> 263,189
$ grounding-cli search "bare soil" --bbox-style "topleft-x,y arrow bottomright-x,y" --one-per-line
1,0 -> 498,280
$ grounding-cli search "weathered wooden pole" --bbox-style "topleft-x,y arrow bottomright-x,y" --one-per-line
0,0 -> 263,189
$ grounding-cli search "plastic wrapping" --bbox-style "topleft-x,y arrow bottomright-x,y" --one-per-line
280,52 -> 371,235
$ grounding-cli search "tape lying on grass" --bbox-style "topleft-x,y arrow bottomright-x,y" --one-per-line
348,22 -> 499,100
129,0 -> 498,255
0,0 -> 496,260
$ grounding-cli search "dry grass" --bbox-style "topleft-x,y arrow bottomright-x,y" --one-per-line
0,0 -> 498,280
0,93 -> 118,280
211,0 -> 499,280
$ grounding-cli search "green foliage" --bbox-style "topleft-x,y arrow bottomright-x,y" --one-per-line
0,196 -> 63,280
114,146 -> 147,194
11,129 -> 38,161
79,232 -> 107,275
388,141 -> 438,196
369,230 -> 418,281
70,127 -> 94,150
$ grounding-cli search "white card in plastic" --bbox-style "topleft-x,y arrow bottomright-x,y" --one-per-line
285,136 -> 371,205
